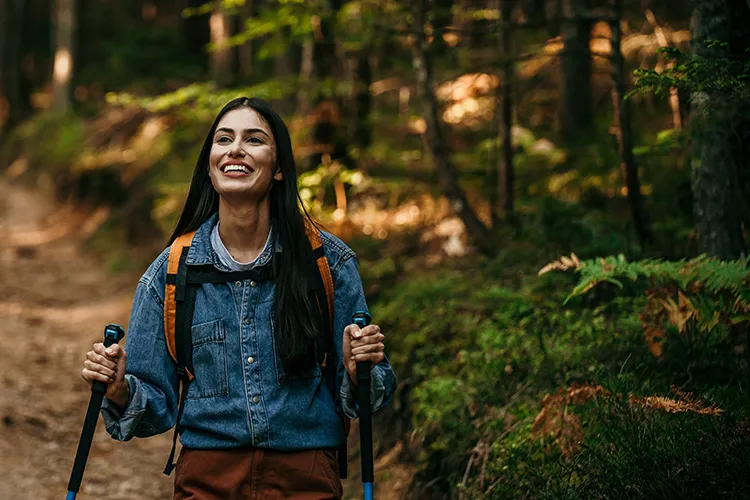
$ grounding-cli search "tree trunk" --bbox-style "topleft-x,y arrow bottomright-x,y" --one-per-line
0,0 -> 7,126
352,51 -> 372,153
411,0 -> 494,256
180,0 -> 210,62
307,0 -> 344,170
610,0 -> 652,247
689,0 -> 747,260
238,0 -> 254,80
559,0 -> 592,143
498,0 -> 516,223
644,8 -> 682,130
2,0 -> 28,128
51,0 -> 76,113
209,0 -> 232,88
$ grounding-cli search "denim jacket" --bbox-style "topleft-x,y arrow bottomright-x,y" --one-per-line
101,213 -> 396,451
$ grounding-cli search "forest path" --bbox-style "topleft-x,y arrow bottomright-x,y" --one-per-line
0,178 -> 413,499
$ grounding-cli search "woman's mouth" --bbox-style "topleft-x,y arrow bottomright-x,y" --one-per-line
220,163 -> 253,177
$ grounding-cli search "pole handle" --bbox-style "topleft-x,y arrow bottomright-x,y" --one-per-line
67,324 -> 125,496
91,324 -> 125,394
352,311 -> 375,489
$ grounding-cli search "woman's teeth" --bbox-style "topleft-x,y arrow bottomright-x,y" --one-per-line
223,165 -> 250,174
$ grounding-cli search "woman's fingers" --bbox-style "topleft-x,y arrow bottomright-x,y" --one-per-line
86,350 -> 117,371
350,332 -> 384,349
81,367 -> 113,385
351,340 -> 384,356
352,352 -> 385,364
83,359 -> 116,379
82,342 -> 124,387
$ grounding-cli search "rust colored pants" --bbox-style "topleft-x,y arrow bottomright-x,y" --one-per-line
173,446 -> 343,500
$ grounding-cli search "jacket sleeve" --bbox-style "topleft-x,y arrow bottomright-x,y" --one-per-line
100,262 -> 180,441
332,254 -> 396,420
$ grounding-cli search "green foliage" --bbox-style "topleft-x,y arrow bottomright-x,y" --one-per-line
373,259 -> 650,495
0,113 -> 85,177
539,388 -> 750,500
632,44 -> 750,102
541,253 -> 750,360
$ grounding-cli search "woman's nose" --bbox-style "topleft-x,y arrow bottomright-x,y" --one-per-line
228,140 -> 245,157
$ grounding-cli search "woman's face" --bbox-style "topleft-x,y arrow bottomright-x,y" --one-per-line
208,107 -> 282,201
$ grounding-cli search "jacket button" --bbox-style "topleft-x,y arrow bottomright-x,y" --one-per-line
252,396 -> 259,404
247,356 -> 255,364
250,280 -> 257,287
235,281 -> 242,286
244,319 -> 251,325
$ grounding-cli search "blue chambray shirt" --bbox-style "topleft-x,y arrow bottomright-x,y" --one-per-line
101,213 -> 396,451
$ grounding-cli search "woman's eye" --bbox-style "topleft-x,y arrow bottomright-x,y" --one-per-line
217,136 -> 232,143
247,137 -> 263,144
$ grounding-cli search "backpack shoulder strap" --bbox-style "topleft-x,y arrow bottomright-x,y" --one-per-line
305,222 -> 351,478
164,231 -> 196,377
306,224 -> 335,328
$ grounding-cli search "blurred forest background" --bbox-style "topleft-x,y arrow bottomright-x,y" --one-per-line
1,0 -> 750,498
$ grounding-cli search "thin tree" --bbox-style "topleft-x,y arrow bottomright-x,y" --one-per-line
689,0 -> 747,259
411,0 -> 494,256
2,0 -> 29,129
0,0 -> 6,125
238,0 -> 255,80
51,0 -> 76,112
210,0 -> 232,87
610,0 -> 653,246
559,0 -> 592,143
307,0 -> 347,171
498,0 -> 516,224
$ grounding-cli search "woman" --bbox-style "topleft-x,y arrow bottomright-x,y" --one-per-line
81,97 -> 396,499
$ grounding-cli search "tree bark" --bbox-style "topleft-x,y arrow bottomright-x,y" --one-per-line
411,0 -> 494,256
51,0 -> 76,113
689,0 -> 746,260
2,0 -> 28,128
610,0 -> 653,247
644,8 -> 682,130
0,0 -> 7,125
559,0 -> 592,143
498,0 -> 516,223
352,51 -> 372,153
238,0 -> 254,80
307,0 -> 345,170
180,0 -> 210,60
296,39 -> 314,116
210,0 -> 233,88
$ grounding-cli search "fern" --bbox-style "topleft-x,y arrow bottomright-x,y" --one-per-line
540,254 -> 750,357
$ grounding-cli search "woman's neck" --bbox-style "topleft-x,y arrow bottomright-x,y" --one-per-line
217,198 -> 272,263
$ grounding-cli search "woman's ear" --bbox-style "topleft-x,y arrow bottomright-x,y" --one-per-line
273,167 -> 283,181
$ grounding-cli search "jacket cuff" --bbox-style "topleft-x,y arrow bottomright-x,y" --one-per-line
100,374 -> 147,441
340,364 -> 387,420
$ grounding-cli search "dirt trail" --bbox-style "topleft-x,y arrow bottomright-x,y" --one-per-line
0,179 -> 413,500
0,180 -> 174,499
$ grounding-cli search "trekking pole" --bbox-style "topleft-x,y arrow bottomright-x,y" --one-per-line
66,323 -> 125,500
352,311 -> 374,500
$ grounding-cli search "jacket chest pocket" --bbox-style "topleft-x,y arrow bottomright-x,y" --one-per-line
187,319 -> 229,400
270,311 -> 321,386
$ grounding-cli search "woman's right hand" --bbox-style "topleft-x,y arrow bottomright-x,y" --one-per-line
81,342 -> 130,409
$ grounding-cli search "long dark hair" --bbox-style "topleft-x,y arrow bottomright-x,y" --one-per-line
169,97 -> 323,374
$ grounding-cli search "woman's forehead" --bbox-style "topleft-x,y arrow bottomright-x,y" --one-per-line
217,107 -> 271,134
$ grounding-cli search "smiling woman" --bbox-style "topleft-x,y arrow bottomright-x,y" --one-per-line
79,97 -> 397,499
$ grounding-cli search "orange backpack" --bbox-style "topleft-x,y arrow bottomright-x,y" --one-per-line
161,225 -> 349,476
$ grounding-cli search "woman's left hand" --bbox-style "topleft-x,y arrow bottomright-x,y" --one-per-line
342,323 -> 385,382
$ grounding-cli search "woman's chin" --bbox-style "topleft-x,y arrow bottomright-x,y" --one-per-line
214,182 -> 269,201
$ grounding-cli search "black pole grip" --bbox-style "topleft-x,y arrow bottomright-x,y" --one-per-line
67,324 -> 125,495
352,312 -> 374,484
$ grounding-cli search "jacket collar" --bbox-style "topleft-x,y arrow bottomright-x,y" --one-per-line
186,212 -> 281,269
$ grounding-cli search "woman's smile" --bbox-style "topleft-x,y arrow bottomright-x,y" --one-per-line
220,161 -> 255,177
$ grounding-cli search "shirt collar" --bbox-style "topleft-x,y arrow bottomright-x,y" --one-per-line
186,212 -> 282,268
